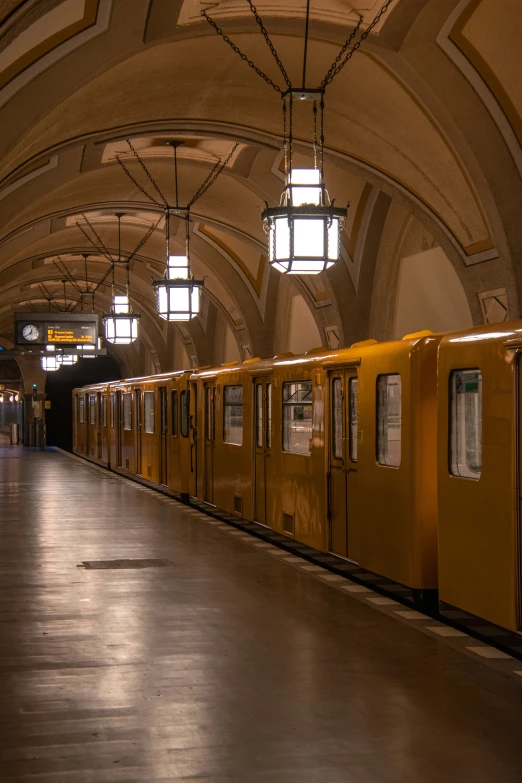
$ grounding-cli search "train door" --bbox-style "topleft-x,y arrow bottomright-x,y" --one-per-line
116,391 -> 122,467
254,378 -> 272,525
329,370 -> 359,562
135,389 -> 142,476
159,386 -> 168,486
97,392 -> 102,459
204,383 -> 216,503
188,382 -> 198,497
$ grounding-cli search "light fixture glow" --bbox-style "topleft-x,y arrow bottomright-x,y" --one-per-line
103,294 -> 140,344
41,356 -> 60,372
57,354 -> 78,366
263,166 -> 347,275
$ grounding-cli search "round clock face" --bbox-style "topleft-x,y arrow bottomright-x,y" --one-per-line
22,324 -> 40,341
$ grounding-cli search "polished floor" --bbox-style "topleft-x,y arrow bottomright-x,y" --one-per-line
1,447 -> 522,782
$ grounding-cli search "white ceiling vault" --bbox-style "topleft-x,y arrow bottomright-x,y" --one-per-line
0,0 -> 521,374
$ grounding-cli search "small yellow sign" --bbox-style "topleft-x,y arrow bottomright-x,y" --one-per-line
45,400 -> 51,409
357,430 -> 363,444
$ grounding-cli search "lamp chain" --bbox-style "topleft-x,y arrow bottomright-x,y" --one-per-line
320,0 -> 394,88
126,140 -> 168,207
203,1 -> 394,94
201,10 -> 283,93
116,155 -> 165,207
187,142 -> 239,209
246,0 -> 291,88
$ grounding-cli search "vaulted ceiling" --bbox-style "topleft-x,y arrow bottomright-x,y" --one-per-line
1,0 -> 521,376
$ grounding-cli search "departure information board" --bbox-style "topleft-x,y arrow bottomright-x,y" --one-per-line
15,312 -> 99,346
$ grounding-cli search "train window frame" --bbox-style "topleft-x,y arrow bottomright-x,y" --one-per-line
101,394 -> 107,427
78,395 -> 85,424
171,390 -> 178,437
266,383 -> 272,450
223,385 -> 243,446
349,377 -> 359,462
332,377 -> 343,460
449,368 -> 482,480
123,392 -> 132,431
180,390 -> 190,438
110,393 -> 115,428
89,394 -> 97,425
376,374 -> 401,468
144,391 -> 155,434
282,380 -> 313,456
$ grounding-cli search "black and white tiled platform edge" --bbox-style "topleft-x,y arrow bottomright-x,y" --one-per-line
62,450 -> 522,681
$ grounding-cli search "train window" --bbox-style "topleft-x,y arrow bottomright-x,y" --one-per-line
110,394 -> 115,428
377,374 -> 401,467
349,377 -> 358,462
282,381 -> 312,455
89,395 -> 97,425
144,392 -> 155,434
450,369 -> 482,479
223,385 -> 243,445
123,393 -> 132,431
332,378 -> 342,459
266,383 -> 272,450
78,396 -> 85,424
256,384 -> 263,448
181,390 -> 190,438
101,395 -> 107,427
171,390 -> 178,437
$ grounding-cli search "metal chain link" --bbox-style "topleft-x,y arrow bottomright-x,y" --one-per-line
320,0 -> 394,88
81,213 -> 115,263
126,214 -> 163,264
201,10 -> 283,93
320,15 -> 363,88
76,219 -> 114,264
126,140 -> 169,207
187,142 -> 240,209
246,0 -> 291,88
116,155 -> 164,208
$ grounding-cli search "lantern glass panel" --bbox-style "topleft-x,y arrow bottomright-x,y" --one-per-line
288,260 -> 327,274
328,218 -> 340,261
293,217 -> 325,258
289,169 -> 321,206
191,286 -> 200,313
114,295 -> 129,314
168,255 -> 189,280
158,285 -> 168,315
169,286 -> 190,313
275,217 -> 290,260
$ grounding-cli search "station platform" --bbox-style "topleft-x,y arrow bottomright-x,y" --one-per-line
1,446 -> 522,782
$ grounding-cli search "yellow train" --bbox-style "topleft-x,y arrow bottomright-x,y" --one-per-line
73,321 -> 522,633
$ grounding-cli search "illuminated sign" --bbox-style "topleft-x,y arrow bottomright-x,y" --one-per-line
14,312 -> 99,346
46,324 -> 96,344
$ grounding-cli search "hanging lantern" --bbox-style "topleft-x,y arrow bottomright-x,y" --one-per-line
57,354 -> 78,366
102,213 -> 140,345
103,294 -> 140,345
262,91 -> 347,275
41,356 -> 60,372
153,252 -> 202,322
152,144 -> 203,322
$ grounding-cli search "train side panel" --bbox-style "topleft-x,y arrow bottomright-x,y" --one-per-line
438,328 -> 519,631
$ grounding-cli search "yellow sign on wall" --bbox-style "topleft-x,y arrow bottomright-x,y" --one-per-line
45,400 -> 51,409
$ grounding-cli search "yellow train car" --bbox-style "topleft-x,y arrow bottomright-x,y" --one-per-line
73,383 -> 110,467
108,371 -> 193,500
438,322 -> 522,632
262,334 -> 440,591
191,332 -> 440,592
